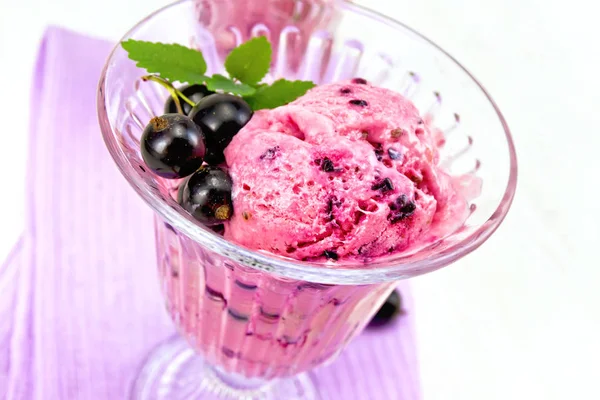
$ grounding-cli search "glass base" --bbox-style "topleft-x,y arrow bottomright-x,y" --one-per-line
131,336 -> 320,400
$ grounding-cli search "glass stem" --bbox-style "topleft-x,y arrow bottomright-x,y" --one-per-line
202,365 -> 273,396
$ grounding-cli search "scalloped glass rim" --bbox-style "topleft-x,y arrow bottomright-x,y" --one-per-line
97,0 -> 518,284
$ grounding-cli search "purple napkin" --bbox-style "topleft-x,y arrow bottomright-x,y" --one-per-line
0,26 -> 421,400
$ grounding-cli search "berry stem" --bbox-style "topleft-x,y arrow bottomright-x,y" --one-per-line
141,75 -> 197,114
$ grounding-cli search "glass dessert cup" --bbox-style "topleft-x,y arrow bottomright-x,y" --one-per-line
97,1 -> 518,399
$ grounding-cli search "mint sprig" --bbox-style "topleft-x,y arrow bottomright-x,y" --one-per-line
122,40 -> 208,84
122,37 -> 315,110
245,79 -> 315,110
205,74 -> 256,97
224,36 -> 271,86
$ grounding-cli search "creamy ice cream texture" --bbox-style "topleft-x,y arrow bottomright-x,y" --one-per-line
224,79 -> 467,261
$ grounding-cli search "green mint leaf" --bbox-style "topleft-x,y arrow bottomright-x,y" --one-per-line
224,36 -> 272,86
205,74 -> 256,96
244,79 -> 316,110
122,40 -> 207,84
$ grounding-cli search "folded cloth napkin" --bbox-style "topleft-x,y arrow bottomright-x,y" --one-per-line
0,26 -> 421,400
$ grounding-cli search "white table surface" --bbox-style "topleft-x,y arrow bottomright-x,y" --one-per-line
0,0 -> 598,399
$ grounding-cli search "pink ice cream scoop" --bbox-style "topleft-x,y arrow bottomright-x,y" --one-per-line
223,79 -> 467,260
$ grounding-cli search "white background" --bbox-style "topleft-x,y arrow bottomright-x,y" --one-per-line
0,0 -> 599,399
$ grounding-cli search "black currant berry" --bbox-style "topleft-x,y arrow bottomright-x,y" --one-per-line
141,114 -> 206,179
189,94 -> 253,165
178,166 -> 233,225
164,84 -> 215,115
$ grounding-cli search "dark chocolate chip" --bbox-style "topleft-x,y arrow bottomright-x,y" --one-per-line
324,250 -> 339,260
352,78 -> 368,84
326,198 -> 334,220
340,87 -> 352,94
388,148 -> 402,160
326,196 -> 341,220
321,157 -> 336,172
372,178 -> 394,193
349,99 -> 368,107
374,148 -> 384,161
260,146 -> 280,160
388,194 -> 417,223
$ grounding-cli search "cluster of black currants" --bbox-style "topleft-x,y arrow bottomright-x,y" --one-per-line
141,85 -> 252,225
